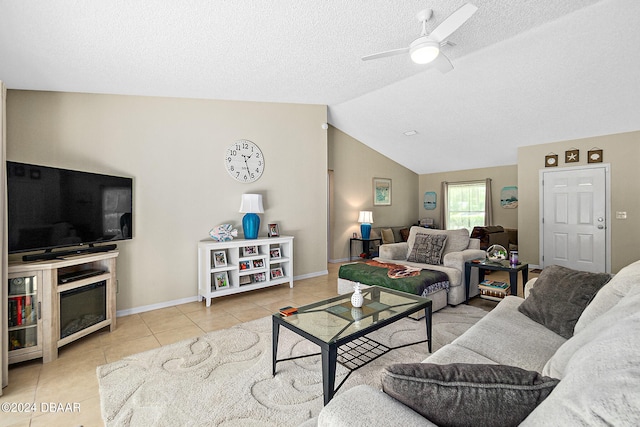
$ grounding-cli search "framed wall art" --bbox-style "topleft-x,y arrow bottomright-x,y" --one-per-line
423,191 -> 436,210
500,186 -> 518,209
588,148 -> 603,163
373,177 -> 391,206
565,149 -> 579,163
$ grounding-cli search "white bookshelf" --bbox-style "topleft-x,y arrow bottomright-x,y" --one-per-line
197,236 -> 294,307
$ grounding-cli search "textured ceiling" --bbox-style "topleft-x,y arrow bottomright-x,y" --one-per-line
1,0 -> 638,173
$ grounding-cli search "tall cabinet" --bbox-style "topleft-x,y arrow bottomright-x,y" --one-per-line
6,251 -> 118,364
198,236 -> 294,307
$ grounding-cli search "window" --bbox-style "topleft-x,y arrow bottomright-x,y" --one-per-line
446,181 -> 487,230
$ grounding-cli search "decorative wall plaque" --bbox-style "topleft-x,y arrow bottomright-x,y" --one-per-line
588,148 -> 603,163
545,154 -> 558,167
565,149 -> 579,163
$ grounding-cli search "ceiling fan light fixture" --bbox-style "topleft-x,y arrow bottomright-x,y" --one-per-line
409,39 -> 440,64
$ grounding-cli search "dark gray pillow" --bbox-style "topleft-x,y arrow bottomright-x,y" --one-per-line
382,363 -> 559,427
407,234 -> 447,264
518,265 -> 611,338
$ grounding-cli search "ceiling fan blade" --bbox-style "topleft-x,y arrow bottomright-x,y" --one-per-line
361,47 -> 410,61
429,3 -> 478,43
432,53 -> 453,73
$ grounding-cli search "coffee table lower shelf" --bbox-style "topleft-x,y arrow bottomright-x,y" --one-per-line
273,334 -> 429,401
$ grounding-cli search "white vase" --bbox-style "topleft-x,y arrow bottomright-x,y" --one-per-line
351,283 -> 364,308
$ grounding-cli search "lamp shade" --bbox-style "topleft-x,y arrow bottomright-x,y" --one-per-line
239,194 -> 264,214
357,211 -> 373,224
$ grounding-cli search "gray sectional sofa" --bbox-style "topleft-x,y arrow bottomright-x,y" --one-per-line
316,259 -> 640,426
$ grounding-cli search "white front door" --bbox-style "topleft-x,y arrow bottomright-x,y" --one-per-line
540,165 -> 609,273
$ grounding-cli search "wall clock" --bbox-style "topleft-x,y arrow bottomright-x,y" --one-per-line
225,140 -> 264,183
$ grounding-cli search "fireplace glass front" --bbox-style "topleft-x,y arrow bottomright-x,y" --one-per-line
60,280 -> 106,339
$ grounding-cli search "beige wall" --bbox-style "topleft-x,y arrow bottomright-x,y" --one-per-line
418,165 -> 519,230
328,127 -> 418,261
7,90 -> 328,312
518,131 -> 640,273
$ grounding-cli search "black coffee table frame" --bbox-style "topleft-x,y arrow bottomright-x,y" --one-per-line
272,286 -> 432,405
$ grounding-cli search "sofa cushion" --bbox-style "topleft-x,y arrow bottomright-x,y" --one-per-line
406,227 -> 470,260
526,309 -> 640,425
382,363 -> 559,427
442,296 -> 566,372
407,234 -> 447,264
574,259 -> 640,334
381,228 -> 395,244
518,265 -> 611,339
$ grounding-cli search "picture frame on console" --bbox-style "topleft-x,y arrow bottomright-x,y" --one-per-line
270,267 -> 284,279
213,250 -> 227,268
242,246 -> 258,256
239,275 -> 252,285
268,223 -> 280,237
214,272 -> 229,289
270,246 -> 281,260
253,272 -> 266,282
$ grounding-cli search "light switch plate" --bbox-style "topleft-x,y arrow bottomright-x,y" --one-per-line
616,211 -> 627,219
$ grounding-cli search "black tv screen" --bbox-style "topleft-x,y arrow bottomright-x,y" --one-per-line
7,161 -> 133,254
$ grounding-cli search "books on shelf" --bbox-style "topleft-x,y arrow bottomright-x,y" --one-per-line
8,295 -> 37,327
479,280 -> 510,299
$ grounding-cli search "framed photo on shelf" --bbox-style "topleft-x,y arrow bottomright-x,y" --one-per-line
270,267 -> 284,279
239,275 -> 252,285
252,259 -> 264,268
270,246 -> 281,259
242,245 -> 259,256
239,260 -> 251,271
253,272 -> 267,282
214,271 -> 229,289
268,223 -> 280,237
213,250 -> 227,268
373,177 -> 392,206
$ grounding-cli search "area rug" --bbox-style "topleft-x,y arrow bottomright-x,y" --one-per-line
97,305 -> 487,426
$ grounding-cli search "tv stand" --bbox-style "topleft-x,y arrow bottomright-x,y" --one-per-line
22,244 -> 118,262
7,250 -> 119,364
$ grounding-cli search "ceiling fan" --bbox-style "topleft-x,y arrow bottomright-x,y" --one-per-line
361,3 -> 478,73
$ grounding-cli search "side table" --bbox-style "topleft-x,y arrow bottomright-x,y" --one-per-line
349,237 -> 382,260
465,260 -> 529,303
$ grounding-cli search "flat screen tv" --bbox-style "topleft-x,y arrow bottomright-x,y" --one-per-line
7,161 -> 133,260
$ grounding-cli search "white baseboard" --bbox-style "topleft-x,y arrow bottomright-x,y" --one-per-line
116,296 -> 199,317
294,270 -> 328,280
116,269 -> 330,317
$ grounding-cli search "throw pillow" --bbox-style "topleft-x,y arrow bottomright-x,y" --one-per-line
382,363 -> 559,427
406,234 -> 447,264
518,265 -> 612,339
399,228 -> 410,242
381,228 -> 395,244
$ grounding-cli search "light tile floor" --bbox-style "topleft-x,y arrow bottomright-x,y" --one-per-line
0,263 -> 528,427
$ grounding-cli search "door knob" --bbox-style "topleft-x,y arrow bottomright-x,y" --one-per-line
597,225 -> 604,229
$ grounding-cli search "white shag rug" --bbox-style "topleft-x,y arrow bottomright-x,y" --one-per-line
97,305 -> 487,426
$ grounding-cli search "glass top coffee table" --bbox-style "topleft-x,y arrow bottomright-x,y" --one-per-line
272,286 -> 432,405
